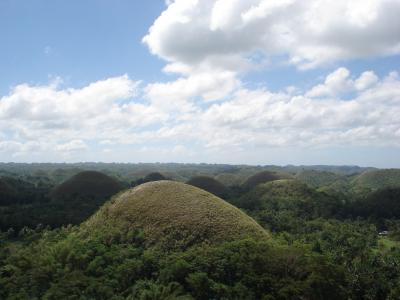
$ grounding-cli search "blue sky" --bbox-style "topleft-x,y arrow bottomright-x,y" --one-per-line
0,0 -> 167,94
0,0 -> 400,167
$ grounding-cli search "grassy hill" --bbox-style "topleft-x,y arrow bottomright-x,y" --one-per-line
243,171 -> 293,190
83,181 -> 268,249
51,170 -> 123,201
186,176 -> 229,198
351,169 -> 400,193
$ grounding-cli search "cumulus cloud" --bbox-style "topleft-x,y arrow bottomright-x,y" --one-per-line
0,75 -> 167,158
354,71 -> 379,91
196,70 -> 400,148
144,0 -> 400,71
0,141 -> 22,153
306,68 -> 380,98
0,68 -> 399,161
1,1 -> 400,162
145,70 -> 239,116
56,140 -> 88,152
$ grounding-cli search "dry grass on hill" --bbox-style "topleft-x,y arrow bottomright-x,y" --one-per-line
83,180 -> 269,249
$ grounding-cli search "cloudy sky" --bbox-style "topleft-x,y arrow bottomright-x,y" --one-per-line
1,0 -> 400,166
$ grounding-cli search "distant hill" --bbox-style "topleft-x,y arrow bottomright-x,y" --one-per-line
295,170 -> 348,188
133,172 -> 167,186
83,181 -> 269,249
243,171 -> 293,189
278,165 -> 376,175
51,171 -> 123,201
351,169 -> 400,193
234,179 -> 342,220
186,176 -> 229,198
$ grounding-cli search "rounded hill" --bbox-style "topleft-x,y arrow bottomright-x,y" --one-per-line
352,169 -> 400,192
186,176 -> 229,198
243,170 -> 293,189
83,181 -> 268,249
51,171 -> 123,201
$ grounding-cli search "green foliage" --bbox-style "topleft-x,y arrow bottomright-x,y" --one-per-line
350,188 -> 400,222
0,229 -> 351,300
0,176 -> 51,206
231,180 -> 344,228
0,178 -> 18,205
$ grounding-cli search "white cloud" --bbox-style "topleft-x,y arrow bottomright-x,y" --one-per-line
143,0 -> 400,71
0,75 -> 168,158
56,140 -> 88,152
355,71 -> 379,91
146,70 -> 239,109
306,67 -> 380,97
0,75 -> 139,120
306,67 -> 352,97
196,70 -> 400,149
0,68 -> 399,161
0,141 -> 22,153
143,68 -> 400,150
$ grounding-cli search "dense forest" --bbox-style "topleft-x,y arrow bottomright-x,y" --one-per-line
1,163 -> 400,299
